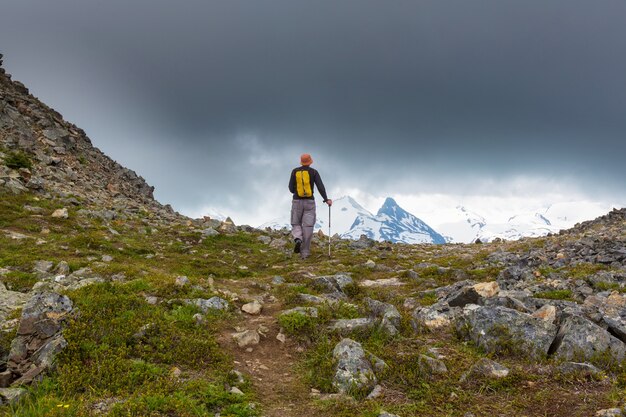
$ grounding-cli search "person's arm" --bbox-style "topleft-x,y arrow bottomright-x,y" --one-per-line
288,169 -> 296,194
314,170 -> 331,205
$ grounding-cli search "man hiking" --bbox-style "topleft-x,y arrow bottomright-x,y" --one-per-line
288,153 -> 332,259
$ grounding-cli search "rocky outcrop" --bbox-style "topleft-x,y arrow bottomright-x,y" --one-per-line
332,338 -> 384,395
0,55 -> 185,223
457,305 -> 558,359
7,292 -> 73,386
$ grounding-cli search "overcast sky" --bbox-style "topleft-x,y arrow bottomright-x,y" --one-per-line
2,1 -> 625,225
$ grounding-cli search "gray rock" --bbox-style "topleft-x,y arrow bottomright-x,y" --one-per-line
551,315 -> 626,365
201,227 -> 219,237
557,362 -> 603,378
329,318 -> 376,334
33,260 -> 54,274
318,273 -> 353,291
457,305 -> 558,359
0,282 -> 30,322
257,235 -> 272,245
460,358 -> 510,382
365,298 -> 401,335
418,354 -> 448,376
595,409 -> 624,417
281,307 -> 318,318
272,276 -> 285,285
378,412 -> 401,417
54,261 -> 70,275
412,301 -> 461,330
0,387 -> 27,406
191,297 -> 229,313
7,292 -> 72,383
445,286 -> 483,307
298,293 -> 327,304
175,276 -> 189,287
333,338 -> 377,394
232,330 -> 260,348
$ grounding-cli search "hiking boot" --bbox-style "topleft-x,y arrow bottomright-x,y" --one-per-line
294,238 -> 302,254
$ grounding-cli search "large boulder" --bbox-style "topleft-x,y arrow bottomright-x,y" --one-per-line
457,305 -> 558,359
365,298 -> 401,335
412,301 -> 461,330
551,315 -> 626,365
0,282 -> 29,323
7,292 -> 73,385
333,338 -> 378,395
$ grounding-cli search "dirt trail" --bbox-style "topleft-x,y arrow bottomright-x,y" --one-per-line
219,298 -> 329,417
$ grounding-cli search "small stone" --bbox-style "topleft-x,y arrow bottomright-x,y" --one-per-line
51,208 -> 69,219
595,409 -> 624,417
532,305 -> 557,323
232,330 -> 261,348
378,412 -> 401,417
101,255 -> 113,263
242,300 -> 262,315
193,313 -> 205,326
145,296 -> 159,305
170,367 -> 182,378
0,388 -> 27,406
276,333 -> 286,343
175,276 -> 189,287
361,277 -> 404,288
460,358 -> 509,382
230,387 -> 244,396
473,281 -> 500,298
418,354 -> 448,376
0,371 -> 12,388
367,384 -> 383,399
364,259 -> 376,268
558,362 -> 603,378
272,276 -> 285,285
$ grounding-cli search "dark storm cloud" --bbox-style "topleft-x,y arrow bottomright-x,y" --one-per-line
2,0 -> 626,213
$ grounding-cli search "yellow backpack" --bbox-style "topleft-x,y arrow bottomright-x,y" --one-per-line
295,169 -> 313,197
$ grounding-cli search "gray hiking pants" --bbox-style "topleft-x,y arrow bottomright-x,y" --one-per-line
291,199 -> 316,258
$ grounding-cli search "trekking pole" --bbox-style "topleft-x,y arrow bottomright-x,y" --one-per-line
328,204 -> 331,258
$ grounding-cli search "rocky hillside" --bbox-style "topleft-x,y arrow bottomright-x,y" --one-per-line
1,55 -> 626,416
0,53 -> 181,223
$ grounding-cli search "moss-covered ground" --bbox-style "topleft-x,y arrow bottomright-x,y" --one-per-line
1,190 -> 624,416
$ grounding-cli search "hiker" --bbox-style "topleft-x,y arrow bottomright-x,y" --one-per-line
288,153 -> 332,259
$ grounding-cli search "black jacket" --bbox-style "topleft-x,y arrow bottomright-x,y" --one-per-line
288,166 -> 329,202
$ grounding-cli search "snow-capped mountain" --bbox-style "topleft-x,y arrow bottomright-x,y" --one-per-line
421,201 -> 616,243
259,196 -> 445,244
259,196 -> 371,233
343,198 -> 446,244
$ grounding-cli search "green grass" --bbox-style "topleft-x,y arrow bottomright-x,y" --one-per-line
3,150 -> 32,170
533,289 -> 574,301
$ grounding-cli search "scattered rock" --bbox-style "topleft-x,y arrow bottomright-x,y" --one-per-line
595,409 -> 624,417
333,338 -> 377,395
191,297 -> 229,313
51,208 -> 68,219
457,305 -> 558,359
0,387 -> 27,406
460,358 -> 510,383
418,354 -> 448,376
8,292 -> 73,385
175,276 -> 189,287
361,277 -> 404,288
242,300 -> 262,315
557,362 -> 603,378
329,318 -> 377,334
232,330 -> 261,348
280,307 -> 319,318
551,314 -> 626,364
